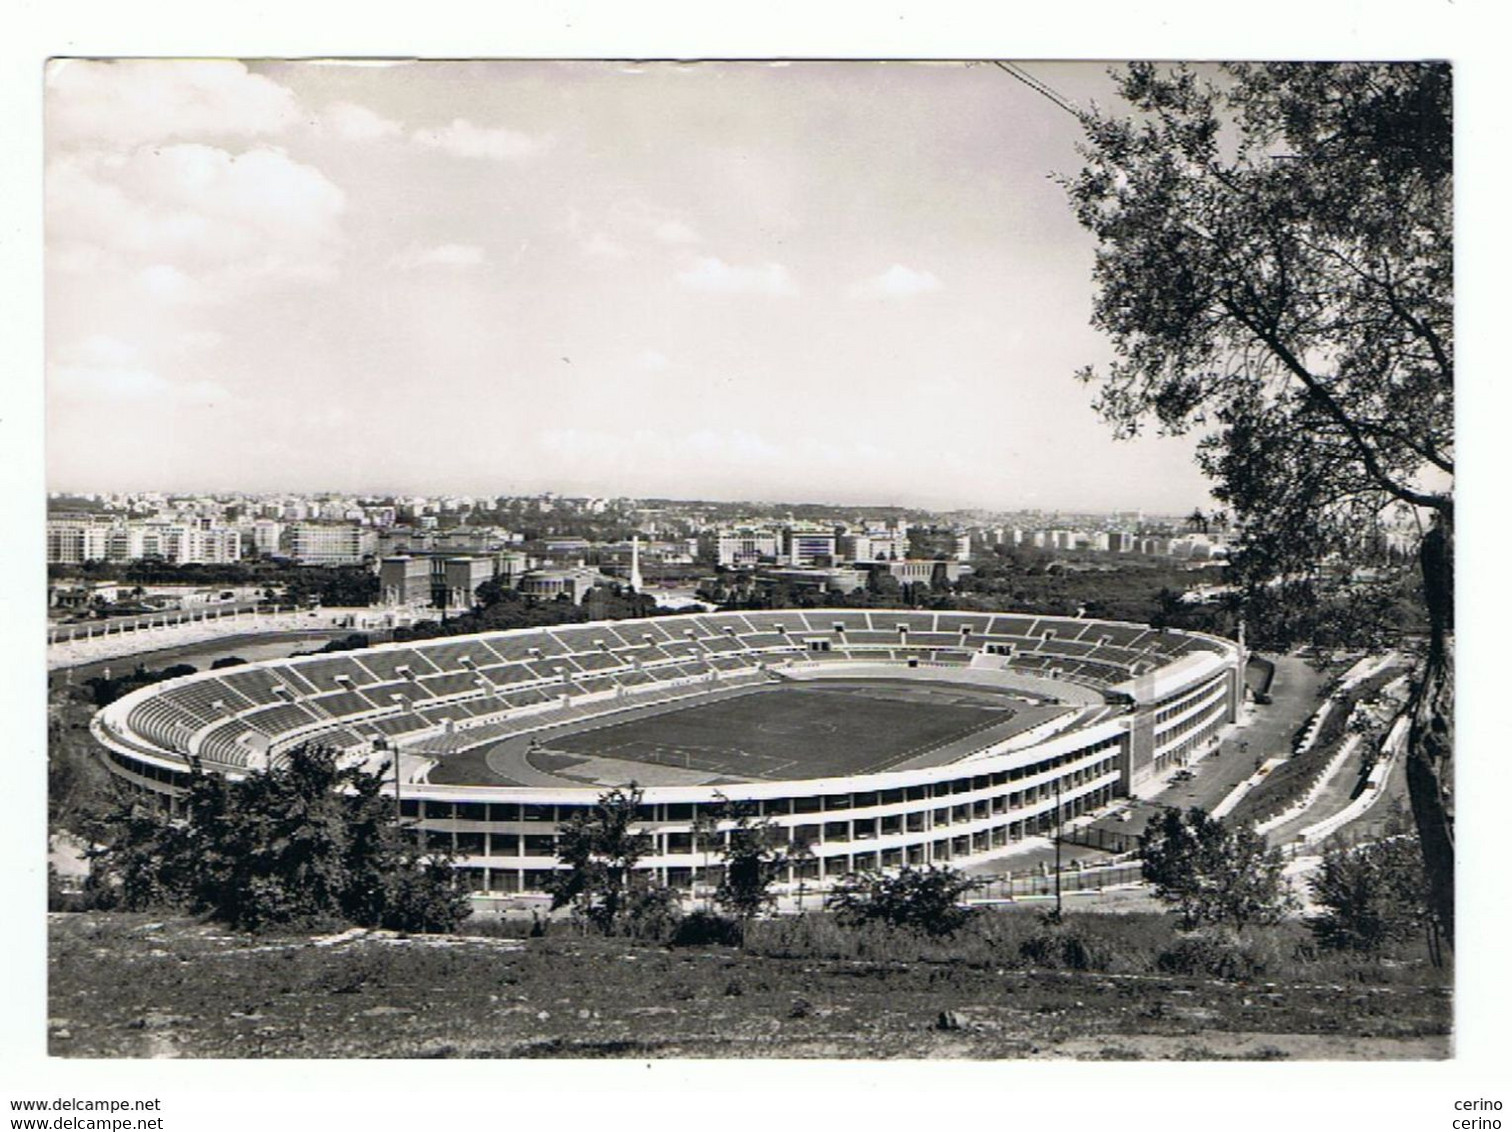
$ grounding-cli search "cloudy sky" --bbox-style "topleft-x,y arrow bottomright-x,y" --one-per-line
45,59 -> 1215,512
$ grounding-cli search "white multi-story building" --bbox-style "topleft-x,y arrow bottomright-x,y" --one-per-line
715,528 -> 780,567
290,522 -> 377,565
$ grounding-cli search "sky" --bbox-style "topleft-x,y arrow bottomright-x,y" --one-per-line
44,59 -> 1217,512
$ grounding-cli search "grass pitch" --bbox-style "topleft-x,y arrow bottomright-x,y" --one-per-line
538,681 -> 1042,781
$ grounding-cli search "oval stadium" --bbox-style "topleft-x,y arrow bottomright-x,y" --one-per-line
92,610 -> 1245,896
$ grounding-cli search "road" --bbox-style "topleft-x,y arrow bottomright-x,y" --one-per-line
967,652 -> 1330,878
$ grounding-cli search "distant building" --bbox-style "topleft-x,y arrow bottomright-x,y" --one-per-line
379,556 -> 432,607
46,518 -> 110,565
290,522 -> 376,566
878,559 -> 966,585
783,525 -> 838,567
714,528 -> 780,567
518,567 -> 610,604
442,557 -> 495,609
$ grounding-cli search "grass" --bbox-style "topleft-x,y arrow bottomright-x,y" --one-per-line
534,682 -> 1044,782
47,909 -> 1451,1059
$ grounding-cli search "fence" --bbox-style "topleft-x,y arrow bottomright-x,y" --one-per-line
968,861 -> 1145,903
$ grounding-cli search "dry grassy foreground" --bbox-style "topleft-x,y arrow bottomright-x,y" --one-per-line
47,911 -> 1450,1060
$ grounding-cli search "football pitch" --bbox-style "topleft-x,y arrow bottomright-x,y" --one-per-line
536,681 -> 1050,781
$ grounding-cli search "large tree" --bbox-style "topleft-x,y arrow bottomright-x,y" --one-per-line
1064,62 -> 1453,942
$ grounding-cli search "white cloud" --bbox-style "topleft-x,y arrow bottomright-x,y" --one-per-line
390,243 -> 487,270
654,220 -> 700,244
848,263 -> 944,299
46,60 -> 300,149
676,256 -> 798,296
48,144 -> 346,290
50,337 -> 230,405
321,100 -> 403,142
136,264 -> 198,302
411,118 -> 548,160
580,232 -> 629,261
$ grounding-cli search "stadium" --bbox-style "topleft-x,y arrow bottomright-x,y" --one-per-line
92,609 -> 1244,895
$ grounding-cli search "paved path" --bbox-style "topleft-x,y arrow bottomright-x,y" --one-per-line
965,652 -> 1331,877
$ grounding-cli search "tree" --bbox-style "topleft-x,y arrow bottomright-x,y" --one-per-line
547,784 -> 667,935
1065,63 -> 1453,942
1308,833 -> 1433,957
695,795 -> 799,923
825,865 -> 980,937
1140,806 -> 1293,930
82,745 -> 470,932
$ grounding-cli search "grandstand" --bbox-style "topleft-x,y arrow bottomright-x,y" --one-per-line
93,609 -> 1244,895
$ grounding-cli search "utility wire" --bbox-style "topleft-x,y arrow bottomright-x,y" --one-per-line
991,60 -> 1083,120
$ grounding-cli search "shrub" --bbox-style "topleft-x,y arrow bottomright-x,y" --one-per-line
1156,928 -> 1278,981
825,866 -> 980,937
671,910 -> 744,948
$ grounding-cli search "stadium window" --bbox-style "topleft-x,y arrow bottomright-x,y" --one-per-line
952,805 -> 970,824
952,836 -> 971,856
634,804 -> 658,822
793,795 -> 821,814
823,793 -> 851,812
455,802 -> 486,822
667,832 -> 694,854
488,803 -> 519,822
907,845 -> 925,866
423,802 -> 454,821
933,839 -> 951,860
793,823 -> 821,846
972,775 -> 990,791
933,807 -> 950,826
851,791 -> 878,809
880,814 -> 902,836
905,784 -> 931,802
664,803 -> 693,822
454,832 -> 486,855
880,788 -> 904,806
666,867 -> 693,889
521,804 -> 554,823
905,812 -> 925,833
823,821 -> 850,842
951,778 -> 971,795
490,833 -> 519,855
852,818 -> 877,840
854,852 -> 879,873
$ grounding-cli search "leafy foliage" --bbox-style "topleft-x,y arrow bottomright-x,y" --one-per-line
1066,61 -> 1454,942
83,745 -> 470,933
824,865 -> 980,937
1308,833 -> 1431,954
693,795 -> 804,922
1140,807 -> 1294,930
547,785 -> 676,936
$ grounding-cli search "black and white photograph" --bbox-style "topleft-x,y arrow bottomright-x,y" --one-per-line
4,2 -> 1505,1125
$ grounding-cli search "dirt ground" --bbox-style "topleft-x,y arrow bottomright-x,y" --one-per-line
47,913 -> 1450,1060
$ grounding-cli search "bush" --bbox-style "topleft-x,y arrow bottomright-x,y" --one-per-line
825,866 -> 980,937
83,745 -> 471,934
1156,928 -> 1281,981
671,910 -> 744,948
1018,921 -> 1117,972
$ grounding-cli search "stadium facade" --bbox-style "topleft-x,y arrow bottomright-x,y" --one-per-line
92,610 -> 1244,895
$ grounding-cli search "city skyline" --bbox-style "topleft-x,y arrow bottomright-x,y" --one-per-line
46,60 -> 1217,513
